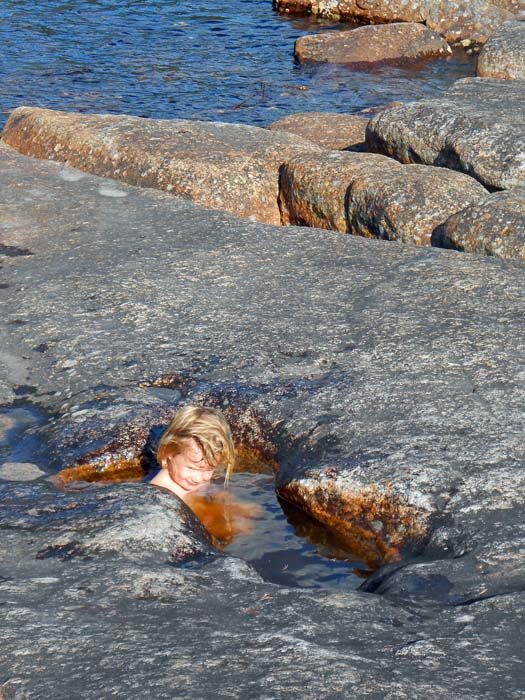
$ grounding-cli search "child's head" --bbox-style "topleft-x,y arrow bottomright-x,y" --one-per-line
157,406 -> 235,489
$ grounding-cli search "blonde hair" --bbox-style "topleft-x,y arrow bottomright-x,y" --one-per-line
157,406 -> 235,485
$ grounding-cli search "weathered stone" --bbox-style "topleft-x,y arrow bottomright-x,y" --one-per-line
477,19 -> 525,78
349,163 -> 488,245
366,77 -> 525,190
273,0 -> 425,23
268,112 -> 369,150
1,143 -> 525,698
423,0 -> 514,44
276,0 -> 517,43
490,0 -> 525,12
432,187 -> 525,259
295,23 -> 451,65
1,107 -> 322,226
279,150 -> 401,231
279,151 -> 487,244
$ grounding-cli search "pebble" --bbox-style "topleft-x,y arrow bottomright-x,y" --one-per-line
0,462 -> 45,481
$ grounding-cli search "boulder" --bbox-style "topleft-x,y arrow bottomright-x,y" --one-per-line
477,19 -> 525,78
279,150 -> 487,244
366,77 -> 525,190
432,187 -> 525,259
294,23 -> 451,65
349,163 -> 488,245
423,0 -> 514,44
279,150 -> 401,231
268,111 -> 369,151
273,0 -> 425,23
276,0 -> 516,43
1,107 -> 322,226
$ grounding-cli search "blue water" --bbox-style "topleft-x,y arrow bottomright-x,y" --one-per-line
0,0 -> 476,129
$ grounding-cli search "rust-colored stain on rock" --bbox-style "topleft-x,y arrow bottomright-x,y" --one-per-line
278,478 -> 429,569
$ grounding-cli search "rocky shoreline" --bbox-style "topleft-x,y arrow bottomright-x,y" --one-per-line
1,1 -> 525,698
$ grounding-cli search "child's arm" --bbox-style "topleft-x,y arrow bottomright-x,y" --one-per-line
185,490 -> 263,546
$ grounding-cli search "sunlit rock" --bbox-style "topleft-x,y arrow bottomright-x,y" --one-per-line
477,19 -> 525,78
1,107 -> 322,226
295,23 -> 451,65
366,77 -> 525,190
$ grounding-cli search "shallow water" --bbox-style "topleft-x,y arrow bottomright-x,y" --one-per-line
223,472 -> 369,589
0,0 -> 476,129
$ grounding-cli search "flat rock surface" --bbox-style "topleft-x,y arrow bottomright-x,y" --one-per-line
295,23 -> 451,65
268,112 -> 369,150
1,143 -> 525,698
366,77 -> 525,190
432,187 -> 525,259
1,107 -> 322,226
279,150 -> 487,244
477,19 -> 525,78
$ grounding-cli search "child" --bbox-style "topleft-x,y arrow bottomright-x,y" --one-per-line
151,405 -> 261,545
151,405 -> 235,499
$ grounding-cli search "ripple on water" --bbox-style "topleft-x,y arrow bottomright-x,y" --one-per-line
0,1 -> 476,129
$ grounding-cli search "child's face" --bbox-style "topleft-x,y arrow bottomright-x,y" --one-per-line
167,438 -> 215,495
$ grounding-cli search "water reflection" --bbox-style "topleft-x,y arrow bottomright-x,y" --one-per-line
0,0 -> 476,128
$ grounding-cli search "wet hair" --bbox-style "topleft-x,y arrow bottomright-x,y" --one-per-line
157,406 -> 235,485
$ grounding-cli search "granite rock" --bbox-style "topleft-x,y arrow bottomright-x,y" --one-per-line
268,111 -> 369,151
294,23 -> 451,65
423,0 -> 514,44
1,143 -> 525,698
279,150 -> 487,244
366,77 -> 525,190
432,187 -> 525,259
1,107 -> 322,226
477,19 -> 525,78
273,0 -> 425,23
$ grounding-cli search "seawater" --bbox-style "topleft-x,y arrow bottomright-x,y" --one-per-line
0,0 -> 476,129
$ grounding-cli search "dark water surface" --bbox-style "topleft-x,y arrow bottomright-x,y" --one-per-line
0,0 -> 476,129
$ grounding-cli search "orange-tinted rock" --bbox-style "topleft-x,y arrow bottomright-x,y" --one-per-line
1,107 -> 321,226
268,111 -> 369,150
477,19 -> 525,78
278,477 -> 430,570
423,0 -> 514,44
295,23 -> 451,65
273,0 -> 425,23
279,150 -> 401,231
279,151 -> 487,244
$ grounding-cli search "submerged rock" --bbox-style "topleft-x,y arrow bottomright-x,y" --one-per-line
268,111 -> 369,151
477,19 -> 525,78
432,187 -> 525,259
279,150 -> 487,244
1,107 -> 321,226
294,23 -> 451,65
366,77 -> 525,190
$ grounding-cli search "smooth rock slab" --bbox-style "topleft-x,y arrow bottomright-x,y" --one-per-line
273,0 -> 426,22
268,111 -> 369,150
279,150 -> 487,244
477,19 -> 525,78
1,106 -> 322,226
294,23 -> 451,65
366,77 -> 525,190
432,187 -> 525,259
